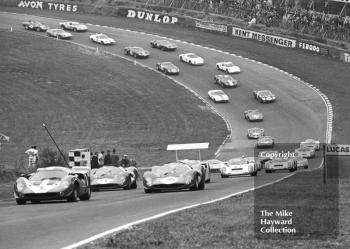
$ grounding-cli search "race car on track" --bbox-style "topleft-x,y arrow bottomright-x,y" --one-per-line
295,156 -> 309,169
59,21 -> 88,32
253,90 -> 276,103
179,53 -> 204,65
142,161 -> 206,193
221,157 -> 258,177
258,150 -> 279,167
256,136 -> 275,148
156,62 -> 180,75
247,127 -> 264,139
150,40 -> 177,51
22,20 -> 48,32
208,90 -> 229,103
46,29 -> 72,39
203,159 -> 227,173
216,61 -> 241,74
14,166 -> 91,205
90,166 -> 138,190
300,139 -> 320,151
179,159 -> 211,183
214,75 -> 238,88
265,157 -> 297,173
124,46 -> 150,58
90,33 -> 115,45
295,147 -> 315,158
244,109 -> 264,121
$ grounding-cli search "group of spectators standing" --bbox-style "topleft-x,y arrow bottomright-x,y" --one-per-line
90,149 -> 136,169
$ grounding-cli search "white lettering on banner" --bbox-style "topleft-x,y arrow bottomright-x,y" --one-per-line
344,52 -> 350,63
232,27 -> 296,48
18,0 -> 43,9
195,20 -> 227,33
298,42 -> 320,53
326,144 -> 350,156
18,1 -> 78,12
126,9 -> 178,24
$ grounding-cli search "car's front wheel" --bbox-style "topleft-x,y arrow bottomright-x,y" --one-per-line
67,186 -> 79,202
144,188 -> 152,193
36,27 -> 41,32
16,199 -> 26,205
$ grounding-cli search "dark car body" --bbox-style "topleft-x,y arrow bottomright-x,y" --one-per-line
156,62 -> 180,75
124,47 -> 150,58
150,40 -> 177,51
22,21 -> 48,32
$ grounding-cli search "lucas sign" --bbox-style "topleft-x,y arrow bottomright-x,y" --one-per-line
325,144 -> 350,156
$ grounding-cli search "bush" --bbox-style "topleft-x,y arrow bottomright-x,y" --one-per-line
38,147 -> 68,168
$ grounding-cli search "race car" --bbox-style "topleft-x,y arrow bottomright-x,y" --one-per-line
265,157 -> 297,173
216,61 -> 241,74
245,156 -> 263,171
90,166 -> 138,190
221,157 -> 258,177
124,46 -> 150,58
156,62 -> 180,75
247,127 -> 264,139
300,139 -> 320,151
150,40 -> 177,51
143,161 -> 206,193
256,136 -> 275,148
90,33 -> 115,45
258,150 -> 279,167
214,75 -> 238,88
180,159 -> 211,183
14,166 -> 91,205
204,159 -> 228,173
179,53 -> 204,65
253,90 -> 276,103
244,109 -> 264,121
59,21 -> 88,32
46,29 -> 72,39
22,20 -> 48,32
295,147 -> 315,158
208,90 -> 229,103
295,156 -> 309,169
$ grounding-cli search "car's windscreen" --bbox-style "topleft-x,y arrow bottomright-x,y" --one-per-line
187,54 -> 198,58
93,166 -> 124,178
30,170 -> 68,181
228,158 -> 246,165
152,163 -> 190,176
225,62 -> 234,67
97,35 -> 108,39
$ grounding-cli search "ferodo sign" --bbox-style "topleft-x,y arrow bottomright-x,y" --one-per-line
17,1 -> 78,12
326,144 -> 350,156
126,9 -> 178,24
297,41 -> 329,55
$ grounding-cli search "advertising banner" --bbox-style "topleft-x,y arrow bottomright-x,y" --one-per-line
297,40 -> 329,55
124,9 -> 178,24
17,0 -> 78,12
232,27 -> 296,48
340,51 -> 350,63
195,20 -> 227,33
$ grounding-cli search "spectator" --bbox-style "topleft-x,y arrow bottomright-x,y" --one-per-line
110,148 -> 119,166
98,151 -> 104,167
104,150 -> 112,165
120,154 -> 130,168
25,145 -> 39,173
91,152 -> 99,169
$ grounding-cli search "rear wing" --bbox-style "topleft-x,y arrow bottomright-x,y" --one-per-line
167,142 -> 209,161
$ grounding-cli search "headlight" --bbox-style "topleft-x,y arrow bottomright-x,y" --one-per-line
16,182 -> 25,192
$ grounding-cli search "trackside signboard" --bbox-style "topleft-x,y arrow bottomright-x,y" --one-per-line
17,1 -> 78,12
325,144 -> 350,156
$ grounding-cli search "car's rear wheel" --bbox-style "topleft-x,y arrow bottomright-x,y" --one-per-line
250,171 -> 258,176
79,187 -> 91,201
198,175 -> 205,190
67,186 -> 78,202
16,199 -> 26,205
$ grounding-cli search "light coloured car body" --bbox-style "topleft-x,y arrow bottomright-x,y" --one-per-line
244,109 -> 264,121
221,157 -> 258,177
204,159 -> 227,173
179,53 -> 204,65
124,46 -> 150,58
60,21 -> 87,32
253,90 -> 276,103
214,75 -> 238,88
47,29 -> 72,39
265,157 -> 297,173
22,21 -> 48,31
300,139 -> 320,151
295,147 -> 315,158
247,127 -> 264,139
295,156 -> 309,169
90,33 -> 115,45
256,136 -> 275,148
208,90 -> 229,103
216,62 -> 241,73
156,62 -> 180,75
150,40 -> 177,51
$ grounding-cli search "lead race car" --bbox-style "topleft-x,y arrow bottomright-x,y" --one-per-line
156,62 -> 180,75
221,157 -> 258,177
150,40 -> 177,51
143,161 -> 206,193
14,166 -> 91,205
59,21 -> 88,32
90,166 -> 138,190
216,61 -> 241,73
22,20 -> 48,32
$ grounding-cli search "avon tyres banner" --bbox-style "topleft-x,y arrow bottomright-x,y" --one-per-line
17,0 -> 78,12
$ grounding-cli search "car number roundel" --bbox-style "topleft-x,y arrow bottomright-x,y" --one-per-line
160,177 -> 178,184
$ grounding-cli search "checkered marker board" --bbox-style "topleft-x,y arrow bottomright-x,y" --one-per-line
68,149 -> 91,168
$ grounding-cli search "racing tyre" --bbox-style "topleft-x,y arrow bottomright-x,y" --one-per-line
131,180 -> 137,189
198,176 -> 205,190
304,165 -> 309,169
79,187 -> 91,201
180,56 -> 183,61
60,25 -> 65,29
189,176 -> 199,191
250,171 -> 258,177
123,178 -> 131,190
36,27 -> 41,32
16,199 -> 26,205
144,188 -> 152,193
221,174 -> 229,178
265,169 -> 272,173
24,26 -> 29,30
67,186 -> 79,202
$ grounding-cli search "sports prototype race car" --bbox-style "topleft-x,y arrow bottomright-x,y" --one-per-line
143,161 -> 206,193
208,90 -> 229,103
22,20 -> 48,31
221,157 -> 258,177
265,157 -> 297,173
244,109 -> 264,121
295,156 -> 309,169
179,53 -> 204,65
47,29 -> 72,39
258,150 -> 279,166
60,21 -> 88,32
214,75 -> 238,88
216,62 -> 241,74
295,147 -> 315,158
124,46 -> 150,58
253,90 -> 276,103
247,127 -> 264,139
256,136 -> 275,148
90,33 -> 115,45
300,139 -> 320,151
156,62 -> 180,75
150,40 -> 177,51
204,159 -> 227,173
90,166 -> 138,190
14,166 -> 91,205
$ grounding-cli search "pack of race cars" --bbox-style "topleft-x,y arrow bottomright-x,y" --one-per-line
15,20 -> 321,204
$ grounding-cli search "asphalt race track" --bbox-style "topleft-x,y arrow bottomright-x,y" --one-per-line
0,12 -> 327,249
